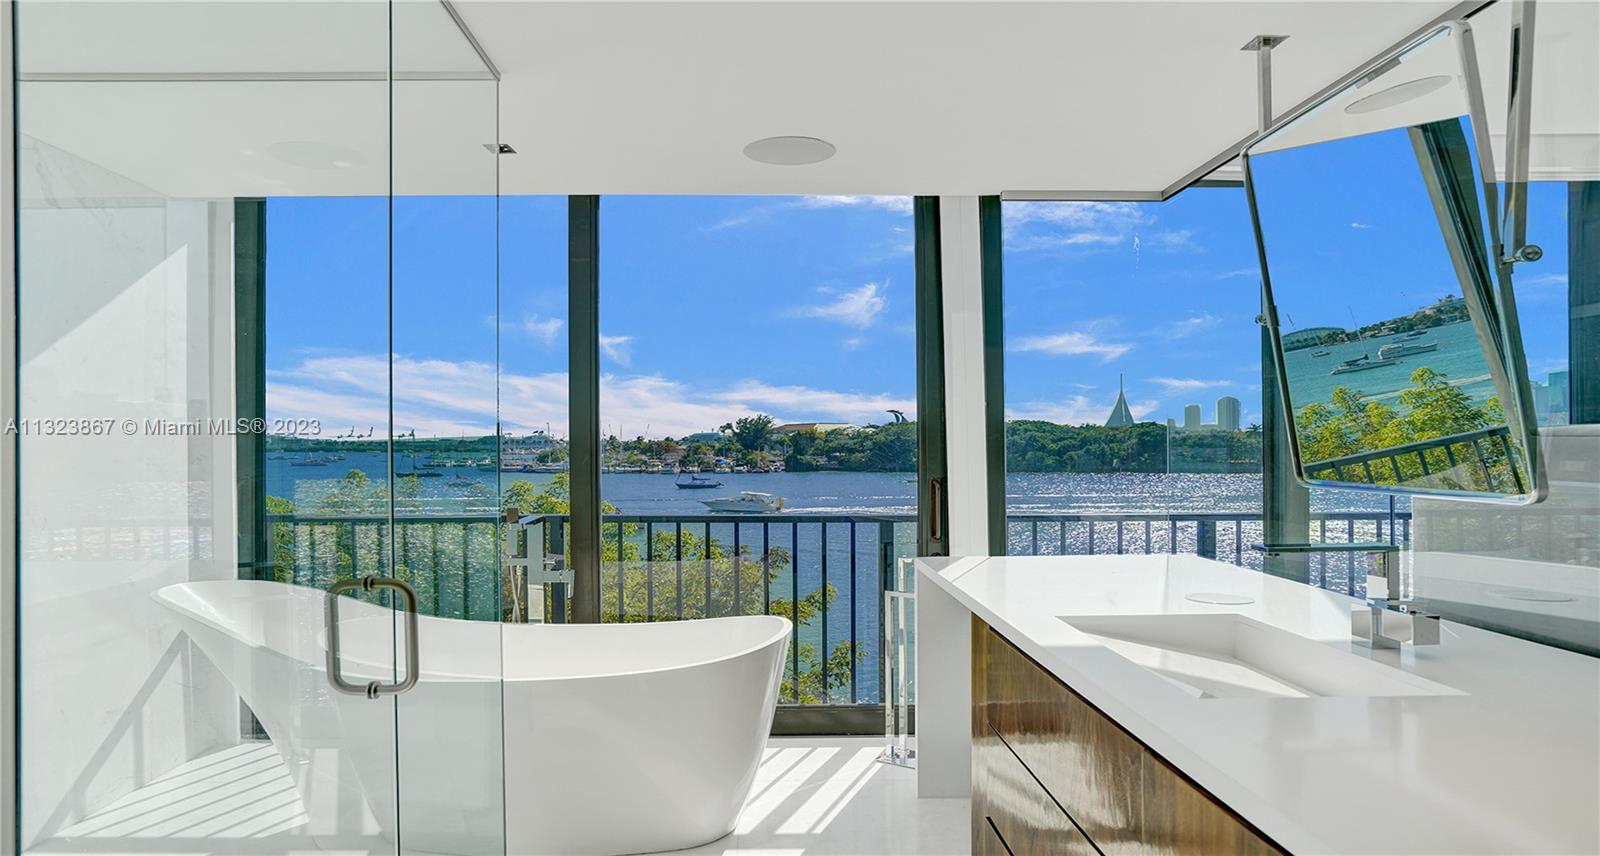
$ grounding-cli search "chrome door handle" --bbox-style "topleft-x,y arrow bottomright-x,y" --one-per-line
326,576 -> 420,698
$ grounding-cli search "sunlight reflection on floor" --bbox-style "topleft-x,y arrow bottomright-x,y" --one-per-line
29,737 -> 967,856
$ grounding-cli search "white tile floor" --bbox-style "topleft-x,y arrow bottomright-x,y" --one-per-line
29,738 -> 968,856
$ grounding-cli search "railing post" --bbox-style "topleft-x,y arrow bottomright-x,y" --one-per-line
1197,519 -> 1218,560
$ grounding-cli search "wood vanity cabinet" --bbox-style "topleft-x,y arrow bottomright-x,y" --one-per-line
972,616 -> 1287,855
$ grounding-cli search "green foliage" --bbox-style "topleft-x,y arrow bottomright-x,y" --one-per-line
720,414 -> 778,453
786,422 -> 916,472
1297,367 -> 1512,490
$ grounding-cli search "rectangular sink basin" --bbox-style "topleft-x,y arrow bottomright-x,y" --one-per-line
1058,613 -> 1463,699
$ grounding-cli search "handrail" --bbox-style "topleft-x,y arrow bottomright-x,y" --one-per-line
1303,424 -> 1522,492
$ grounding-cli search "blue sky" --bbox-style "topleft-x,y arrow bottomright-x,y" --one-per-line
264,168 -> 1570,439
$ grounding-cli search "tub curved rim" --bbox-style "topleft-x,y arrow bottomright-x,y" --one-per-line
156,579 -> 795,683
501,612 -> 794,683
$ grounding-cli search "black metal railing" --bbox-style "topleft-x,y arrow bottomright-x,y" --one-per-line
1002,510 -> 1409,594
522,513 -> 918,707
1305,425 -> 1524,494
258,507 -> 1409,708
262,513 -> 503,620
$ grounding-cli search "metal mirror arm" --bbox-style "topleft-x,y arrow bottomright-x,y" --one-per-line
1500,0 -> 1540,264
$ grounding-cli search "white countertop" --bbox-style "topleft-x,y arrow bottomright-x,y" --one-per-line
919,554 -> 1600,856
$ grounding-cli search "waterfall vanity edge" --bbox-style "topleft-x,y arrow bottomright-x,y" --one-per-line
971,615 -> 1288,855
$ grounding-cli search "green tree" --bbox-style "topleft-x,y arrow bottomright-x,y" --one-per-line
1296,367 -> 1511,489
720,414 -> 777,453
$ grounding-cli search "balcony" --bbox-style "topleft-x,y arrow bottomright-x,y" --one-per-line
262,507 -> 1411,712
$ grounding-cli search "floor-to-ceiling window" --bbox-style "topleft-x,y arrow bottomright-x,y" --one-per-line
590,195 -> 919,709
999,189 -> 1400,582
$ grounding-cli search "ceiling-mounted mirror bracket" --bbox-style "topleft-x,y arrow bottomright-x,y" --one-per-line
1243,35 -> 1291,136
1500,0 -> 1540,264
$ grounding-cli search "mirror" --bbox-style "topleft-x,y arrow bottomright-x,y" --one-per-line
1244,21 -> 1543,503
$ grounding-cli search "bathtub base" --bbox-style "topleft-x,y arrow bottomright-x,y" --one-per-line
157,581 -> 787,856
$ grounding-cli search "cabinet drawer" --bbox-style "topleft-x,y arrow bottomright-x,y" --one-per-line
973,616 -> 1287,855
976,618 -> 1143,848
976,722 -> 1096,856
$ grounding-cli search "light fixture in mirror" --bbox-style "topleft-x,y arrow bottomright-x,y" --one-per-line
1244,22 -> 1543,503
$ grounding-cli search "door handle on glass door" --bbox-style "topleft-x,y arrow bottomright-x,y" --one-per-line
325,575 -> 421,698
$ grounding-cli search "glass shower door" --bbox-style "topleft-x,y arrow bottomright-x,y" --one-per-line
391,3 -> 507,854
12,0 -> 406,852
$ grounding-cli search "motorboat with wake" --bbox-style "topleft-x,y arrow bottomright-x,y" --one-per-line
1377,340 -> 1438,360
701,491 -> 784,513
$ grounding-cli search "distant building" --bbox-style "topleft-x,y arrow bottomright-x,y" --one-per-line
1105,376 -> 1135,428
1216,396 -> 1241,431
1282,326 -> 1343,350
775,422 -> 852,434
1166,417 -> 1177,430
1549,370 -> 1570,411
1183,404 -> 1201,430
1532,370 -> 1572,425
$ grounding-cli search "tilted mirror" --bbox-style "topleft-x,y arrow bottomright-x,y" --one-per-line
1244,21 -> 1544,503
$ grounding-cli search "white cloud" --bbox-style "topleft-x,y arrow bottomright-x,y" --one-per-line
1002,201 -> 1149,251
842,337 -> 864,351
599,334 -> 633,366
1007,395 -> 1159,426
268,352 -> 918,440
1214,267 -> 1258,280
1149,229 -> 1198,251
1148,377 -> 1232,393
797,196 -> 914,215
270,354 -> 510,438
518,313 -> 563,345
1167,312 -> 1220,338
713,381 -> 915,425
703,209 -> 770,231
1009,330 -> 1133,362
789,282 -> 888,328
1351,222 -> 1373,230
706,196 -> 913,231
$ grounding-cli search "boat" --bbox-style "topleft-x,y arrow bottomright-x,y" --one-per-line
1310,350 -> 1330,357
1404,328 -> 1430,338
675,473 -> 724,490
1330,354 -> 1399,375
701,491 -> 784,513
289,453 -> 327,467
1377,340 -> 1437,360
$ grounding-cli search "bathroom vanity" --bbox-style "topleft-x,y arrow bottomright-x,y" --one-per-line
917,554 -> 1600,855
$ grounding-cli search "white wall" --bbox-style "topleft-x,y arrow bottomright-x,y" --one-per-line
16,139 -> 239,845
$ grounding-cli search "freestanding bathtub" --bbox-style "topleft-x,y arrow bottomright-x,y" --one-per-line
156,579 -> 791,856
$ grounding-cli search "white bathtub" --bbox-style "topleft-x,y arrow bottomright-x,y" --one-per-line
156,579 -> 791,855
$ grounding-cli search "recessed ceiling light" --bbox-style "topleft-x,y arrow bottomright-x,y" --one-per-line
743,136 -> 836,166
267,141 -> 369,170
1343,75 -> 1454,115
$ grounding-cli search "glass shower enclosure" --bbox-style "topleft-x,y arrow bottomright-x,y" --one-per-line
11,1 -> 506,852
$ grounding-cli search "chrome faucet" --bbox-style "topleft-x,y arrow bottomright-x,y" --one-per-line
1352,545 -> 1440,649
1252,541 -> 1440,648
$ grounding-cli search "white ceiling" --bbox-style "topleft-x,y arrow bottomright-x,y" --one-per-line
462,0 -> 1465,196
25,0 -> 1591,200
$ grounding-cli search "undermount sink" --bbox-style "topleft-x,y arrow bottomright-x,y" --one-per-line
1058,613 -> 1463,700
